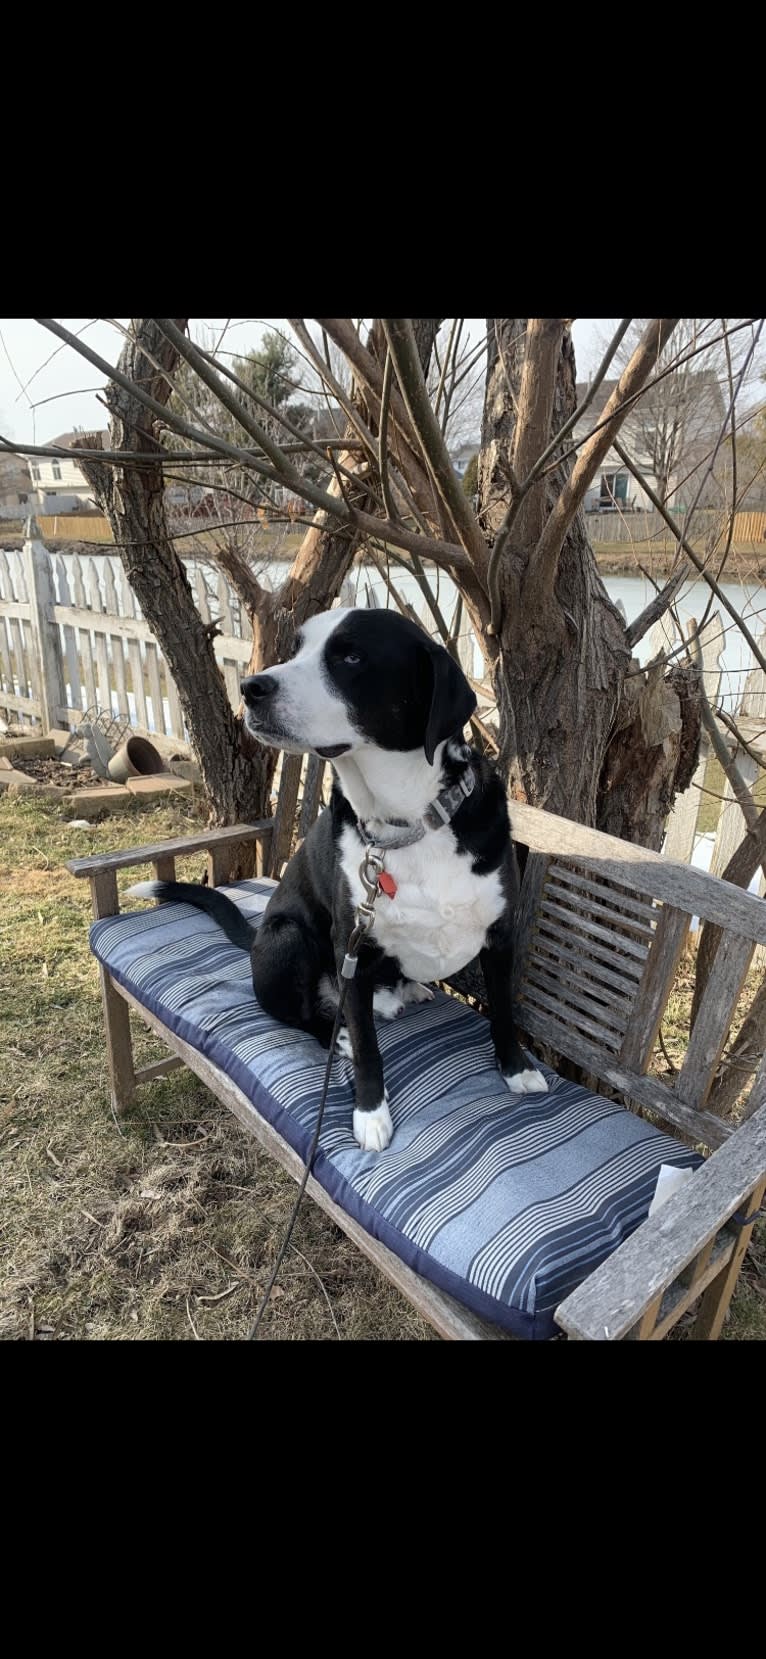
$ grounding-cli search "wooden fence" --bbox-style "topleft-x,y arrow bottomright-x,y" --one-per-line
588,508 -> 766,545
0,536 -> 253,741
37,515 -> 115,544
1,533 -> 764,908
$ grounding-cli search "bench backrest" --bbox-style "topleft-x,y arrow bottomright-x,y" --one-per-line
509,802 -> 766,1152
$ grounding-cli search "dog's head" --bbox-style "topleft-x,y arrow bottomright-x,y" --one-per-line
241,608 -> 476,765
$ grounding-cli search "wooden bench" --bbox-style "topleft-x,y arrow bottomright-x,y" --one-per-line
67,754 -> 766,1341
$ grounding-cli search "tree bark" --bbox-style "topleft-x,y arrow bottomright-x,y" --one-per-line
80,318 -> 443,838
247,319 -> 443,675
77,319 -> 272,827
478,320 -> 699,843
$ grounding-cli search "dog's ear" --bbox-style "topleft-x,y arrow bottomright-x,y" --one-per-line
422,640 -> 477,765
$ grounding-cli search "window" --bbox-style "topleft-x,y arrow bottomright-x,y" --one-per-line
52,461 -> 62,481
31,465 -> 40,481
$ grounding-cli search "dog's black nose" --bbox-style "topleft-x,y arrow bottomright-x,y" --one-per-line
241,674 -> 277,704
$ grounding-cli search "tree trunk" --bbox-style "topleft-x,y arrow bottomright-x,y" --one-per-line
247,320 -> 443,677
78,320 -> 272,827
478,320 -> 699,845
80,318 -> 442,839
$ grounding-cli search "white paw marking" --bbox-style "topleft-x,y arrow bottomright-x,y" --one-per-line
400,980 -> 435,1005
334,1027 -> 353,1059
353,1097 -> 393,1153
373,986 -> 406,1020
503,1066 -> 548,1095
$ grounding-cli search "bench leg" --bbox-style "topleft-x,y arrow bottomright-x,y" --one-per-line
690,1175 -> 766,1341
99,966 -> 136,1114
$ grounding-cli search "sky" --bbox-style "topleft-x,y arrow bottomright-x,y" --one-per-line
0,319 -> 605,449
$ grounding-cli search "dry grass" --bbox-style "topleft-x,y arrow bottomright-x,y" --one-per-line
0,793 -> 432,1342
1,792 -> 762,1342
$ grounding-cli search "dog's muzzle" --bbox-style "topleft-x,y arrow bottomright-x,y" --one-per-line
240,674 -> 350,759
241,673 -> 278,707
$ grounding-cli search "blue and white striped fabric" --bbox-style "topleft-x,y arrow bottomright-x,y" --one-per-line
90,880 -> 702,1339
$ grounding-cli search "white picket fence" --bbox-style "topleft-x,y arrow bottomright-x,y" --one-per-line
0,537 -> 478,744
0,539 -> 255,743
1,535 -> 764,905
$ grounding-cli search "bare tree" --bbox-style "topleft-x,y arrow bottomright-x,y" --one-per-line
592,318 -> 761,507
4,314 -> 762,849
6,314 -> 765,1095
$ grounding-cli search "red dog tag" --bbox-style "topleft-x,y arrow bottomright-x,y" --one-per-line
378,871 -> 397,898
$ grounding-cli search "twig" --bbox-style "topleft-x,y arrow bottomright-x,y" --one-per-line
530,319 -> 680,605
691,636 -> 765,867
486,319 -> 566,631
109,1097 -> 126,1138
657,1027 -> 678,1076
29,320 -> 472,575
186,1296 -> 202,1340
378,348 -> 397,522
522,318 -> 633,494
614,438 -> 766,677
381,319 -> 489,581
289,1245 -> 341,1340
626,566 -> 687,649
716,706 -> 766,771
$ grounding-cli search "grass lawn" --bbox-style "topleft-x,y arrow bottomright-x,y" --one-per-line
1,792 -> 763,1342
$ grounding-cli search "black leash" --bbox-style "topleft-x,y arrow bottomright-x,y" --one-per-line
247,848 -> 385,1340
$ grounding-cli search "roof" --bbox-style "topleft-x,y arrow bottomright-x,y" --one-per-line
46,430 -> 109,450
574,367 -> 725,435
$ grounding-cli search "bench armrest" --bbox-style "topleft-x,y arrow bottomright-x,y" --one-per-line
65,820 -> 273,879
555,1100 -> 766,1340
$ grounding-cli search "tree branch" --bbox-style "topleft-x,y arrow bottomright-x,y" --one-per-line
520,318 -> 632,495
484,319 -> 565,631
380,318 -> 489,585
212,543 -> 265,618
32,318 -> 470,576
529,319 -> 680,603
613,438 -> 766,677
626,567 -> 687,649
316,318 -> 432,483
378,348 -> 397,522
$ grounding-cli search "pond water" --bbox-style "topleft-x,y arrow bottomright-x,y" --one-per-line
321,562 -> 764,713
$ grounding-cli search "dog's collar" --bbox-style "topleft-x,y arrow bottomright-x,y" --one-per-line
356,765 -> 475,851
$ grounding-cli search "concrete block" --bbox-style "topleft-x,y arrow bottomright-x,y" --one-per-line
0,766 -> 38,792
167,758 -> 202,784
65,785 -> 133,818
0,735 -> 56,759
124,775 -> 193,801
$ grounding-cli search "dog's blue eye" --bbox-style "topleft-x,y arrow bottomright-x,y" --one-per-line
344,652 -> 361,665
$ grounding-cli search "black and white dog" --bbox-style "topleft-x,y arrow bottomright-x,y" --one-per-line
129,608 -> 546,1152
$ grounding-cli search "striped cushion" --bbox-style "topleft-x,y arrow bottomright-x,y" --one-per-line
90,880 -> 701,1339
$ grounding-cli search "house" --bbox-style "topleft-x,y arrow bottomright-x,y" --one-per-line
450,440 -> 480,479
573,371 -> 725,513
27,431 -> 109,514
0,452 -> 34,519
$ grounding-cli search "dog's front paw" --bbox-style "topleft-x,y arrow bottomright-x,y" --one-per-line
373,986 -> 406,1020
503,1066 -> 548,1095
353,1098 -> 393,1153
401,980 -> 435,1005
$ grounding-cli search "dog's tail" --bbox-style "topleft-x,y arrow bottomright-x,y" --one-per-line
125,880 -> 255,953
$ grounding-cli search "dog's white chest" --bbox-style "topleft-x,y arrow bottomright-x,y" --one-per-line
339,825 -> 505,983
